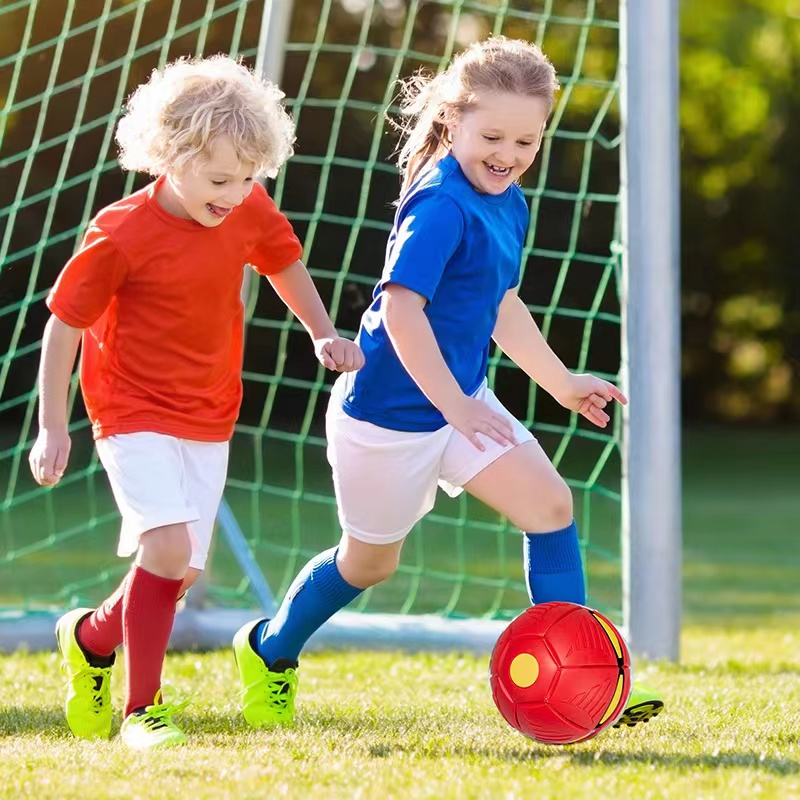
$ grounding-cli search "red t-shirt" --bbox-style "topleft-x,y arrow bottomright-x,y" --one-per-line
47,178 -> 303,441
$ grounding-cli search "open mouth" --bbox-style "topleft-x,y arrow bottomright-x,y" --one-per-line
207,203 -> 232,218
485,163 -> 512,177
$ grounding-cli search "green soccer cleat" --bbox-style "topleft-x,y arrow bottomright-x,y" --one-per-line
55,607 -> 115,740
614,683 -> 664,728
119,691 -> 189,750
233,618 -> 299,728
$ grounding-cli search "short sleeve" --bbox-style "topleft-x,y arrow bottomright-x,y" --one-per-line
381,192 -> 464,302
506,190 -> 528,291
245,184 -> 304,276
47,226 -> 128,328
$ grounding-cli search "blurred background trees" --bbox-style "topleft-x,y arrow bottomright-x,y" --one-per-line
680,0 -> 800,422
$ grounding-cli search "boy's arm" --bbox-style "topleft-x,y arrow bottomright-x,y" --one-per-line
492,290 -> 627,428
381,283 -> 516,451
29,315 -> 83,486
267,260 -> 363,372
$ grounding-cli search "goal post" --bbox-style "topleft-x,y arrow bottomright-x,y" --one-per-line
621,0 -> 682,661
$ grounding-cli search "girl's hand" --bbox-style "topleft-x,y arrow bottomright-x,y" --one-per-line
444,395 -> 517,452
29,427 -> 71,486
314,337 -> 365,372
553,373 -> 628,428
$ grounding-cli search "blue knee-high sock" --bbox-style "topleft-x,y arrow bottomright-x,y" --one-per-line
255,547 -> 362,665
524,520 -> 586,605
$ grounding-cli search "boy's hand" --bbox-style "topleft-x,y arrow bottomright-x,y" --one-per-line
553,373 -> 628,428
29,428 -> 72,486
314,337 -> 365,372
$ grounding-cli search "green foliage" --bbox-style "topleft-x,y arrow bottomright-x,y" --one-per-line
680,0 -> 800,421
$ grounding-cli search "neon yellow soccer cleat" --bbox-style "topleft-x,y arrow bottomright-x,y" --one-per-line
119,690 -> 189,750
233,619 -> 298,728
55,608 -> 115,740
614,683 -> 665,728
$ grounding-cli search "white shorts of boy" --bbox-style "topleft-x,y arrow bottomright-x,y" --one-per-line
326,380 -> 534,545
95,432 -> 229,570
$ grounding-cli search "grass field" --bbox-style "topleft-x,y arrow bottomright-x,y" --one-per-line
1,427 -> 798,799
1,629 -> 798,800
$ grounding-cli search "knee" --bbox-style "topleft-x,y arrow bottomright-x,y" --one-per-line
336,543 -> 400,590
138,524 -> 192,579
342,557 -> 399,590
361,558 -> 399,587
547,480 -> 574,528
516,479 -> 574,533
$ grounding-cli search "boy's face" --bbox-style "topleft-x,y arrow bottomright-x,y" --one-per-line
447,92 -> 550,195
159,136 -> 256,227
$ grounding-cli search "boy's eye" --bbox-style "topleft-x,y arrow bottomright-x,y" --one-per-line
518,141 -> 534,147
211,180 -> 226,186
483,135 -> 499,142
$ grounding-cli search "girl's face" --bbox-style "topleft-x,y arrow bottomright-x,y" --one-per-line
158,135 -> 256,227
447,92 -> 550,195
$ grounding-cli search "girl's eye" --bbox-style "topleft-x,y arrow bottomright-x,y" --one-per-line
211,180 -> 226,186
518,141 -> 534,147
483,135 -> 499,142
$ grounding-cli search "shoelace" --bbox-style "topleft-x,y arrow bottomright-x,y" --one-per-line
62,663 -> 111,713
262,669 -> 298,709
137,697 -> 191,731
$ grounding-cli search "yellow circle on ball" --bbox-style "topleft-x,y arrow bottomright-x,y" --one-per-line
509,653 -> 539,688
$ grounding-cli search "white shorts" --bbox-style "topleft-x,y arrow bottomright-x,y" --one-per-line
95,432 -> 229,570
326,380 -> 534,544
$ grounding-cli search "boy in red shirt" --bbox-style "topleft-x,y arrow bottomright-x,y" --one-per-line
28,55 -> 363,750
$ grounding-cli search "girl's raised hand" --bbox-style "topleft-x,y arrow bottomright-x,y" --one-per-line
555,373 -> 628,428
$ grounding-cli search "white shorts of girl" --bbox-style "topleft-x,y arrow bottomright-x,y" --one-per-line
326,380 -> 534,545
94,432 -> 229,570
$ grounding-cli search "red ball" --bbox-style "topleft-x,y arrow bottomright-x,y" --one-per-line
489,602 -> 632,745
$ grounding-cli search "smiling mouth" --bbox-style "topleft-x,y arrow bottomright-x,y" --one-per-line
207,203 -> 232,218
485,163 -> 512,177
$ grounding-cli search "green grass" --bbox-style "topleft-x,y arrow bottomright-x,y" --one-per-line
1,627 -> 799,800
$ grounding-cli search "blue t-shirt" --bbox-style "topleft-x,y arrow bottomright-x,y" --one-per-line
339,153 -> 529,431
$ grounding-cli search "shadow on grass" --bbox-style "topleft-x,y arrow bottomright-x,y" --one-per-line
0,706 -> 71,738
0,706 -> 249,742
292,712 -> 799,776
560,749 -> 798,774
361,740 -> 800,775
6,707 -> 796,779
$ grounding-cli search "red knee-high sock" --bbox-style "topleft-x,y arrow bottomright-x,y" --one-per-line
122,565 -> 183,718
77,571 -> 132,659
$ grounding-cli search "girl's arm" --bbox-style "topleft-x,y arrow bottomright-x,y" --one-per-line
491,290 -> 572,397
492,290 -> 627,428
382,283 -> 516,450
29,315 -> 83,486
267,260 -> 363,372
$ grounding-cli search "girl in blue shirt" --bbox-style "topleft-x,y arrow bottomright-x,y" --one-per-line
234,36 -> 662,731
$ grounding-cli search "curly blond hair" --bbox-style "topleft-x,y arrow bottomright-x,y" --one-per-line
115,55 -> 295,178
393,37 -> 558,194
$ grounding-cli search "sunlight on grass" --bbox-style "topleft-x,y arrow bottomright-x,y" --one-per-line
1,625 -> 798,800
